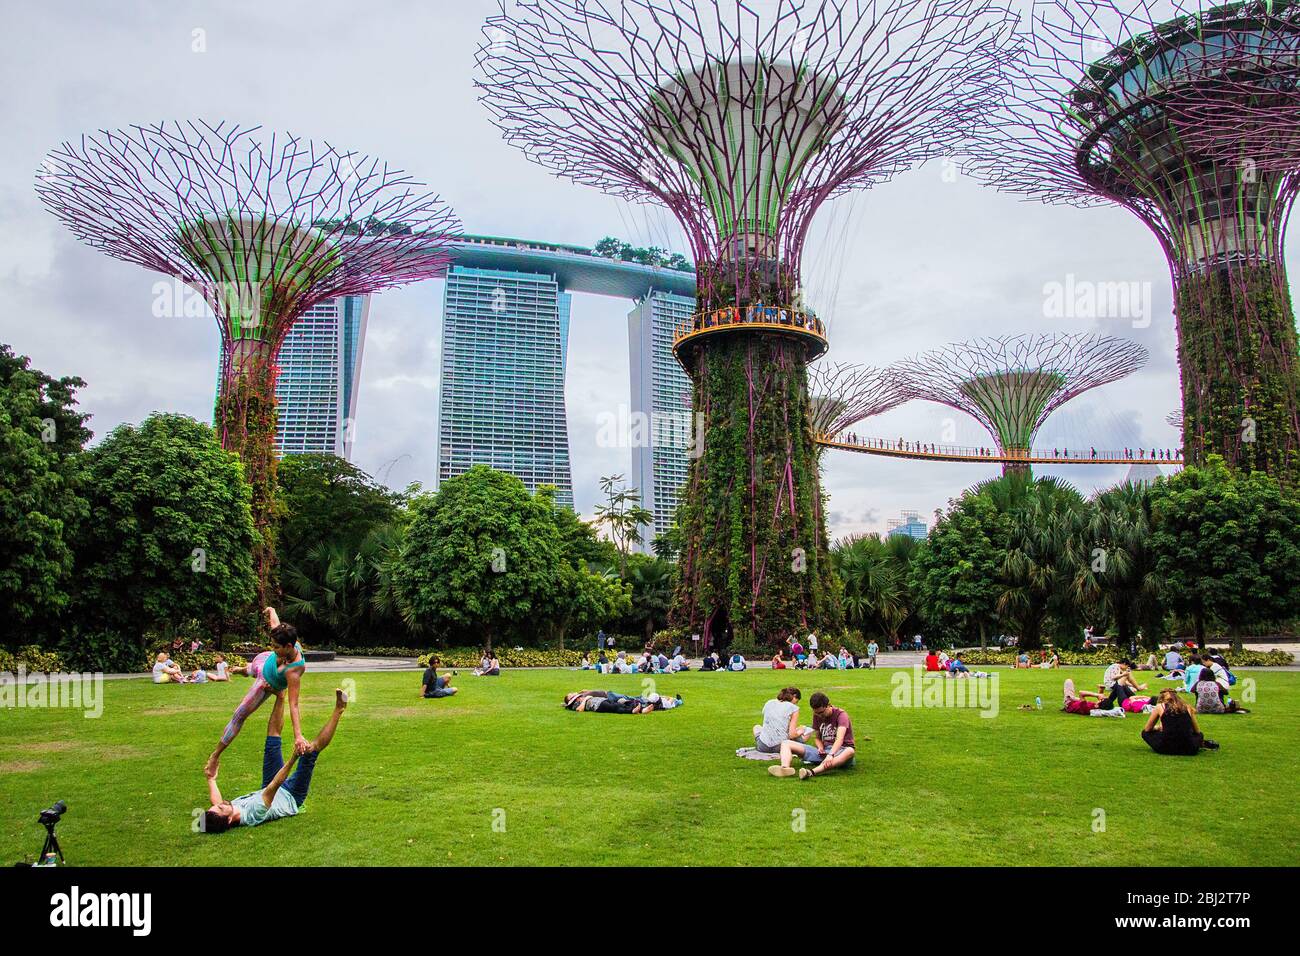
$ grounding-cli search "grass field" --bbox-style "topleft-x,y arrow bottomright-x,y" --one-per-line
1,665 -> 1296,866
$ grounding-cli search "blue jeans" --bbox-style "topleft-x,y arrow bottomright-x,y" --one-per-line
262,735 -> 319,807
797,743 -> 854,768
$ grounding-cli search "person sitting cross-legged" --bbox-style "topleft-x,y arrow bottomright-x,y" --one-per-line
202,689 -> 348,832
768,692 -> 856,780
420,657 -> 458,699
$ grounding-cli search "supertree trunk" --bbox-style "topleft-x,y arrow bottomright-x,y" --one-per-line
673,278 -> 842,649
1175,264 -> 1300,484
216,339 -> 280,604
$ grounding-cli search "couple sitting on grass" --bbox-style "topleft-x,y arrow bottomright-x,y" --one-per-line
756,688 -> 856,780
563,688 -> 684,713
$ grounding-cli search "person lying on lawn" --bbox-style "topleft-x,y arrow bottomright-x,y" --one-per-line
202,689 -> 347,832
204,607 -> 308,776
562,689 -> 683,713
768,692 -> 855,780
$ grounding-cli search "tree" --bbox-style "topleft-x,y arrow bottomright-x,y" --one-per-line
392,466 -> 566,648
280,522 -> 408,647
833,534 -> 915,645
623,553 -> 675,643
994,475 -> 1087,651
1074,482 -> 1164,653
593,474 -> 653,575
550,497 -> 621,570
276,454 -> 402,570
549,562 -> 632,649
1148,456 -> 1300,651
73,413 -> 256,658
0,344 -> 91,637
909,494 -> 1007,648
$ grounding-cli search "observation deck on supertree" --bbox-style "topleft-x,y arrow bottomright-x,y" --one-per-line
894,332 -> 1149,474
476,0 -> 1018,646
36,120 -> 460,599
964,0 -> 1300,484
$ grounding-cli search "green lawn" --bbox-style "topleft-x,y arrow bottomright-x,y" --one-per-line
1,665 -> 1296,866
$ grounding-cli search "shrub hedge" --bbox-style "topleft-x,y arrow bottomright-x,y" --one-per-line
0,645 -> 67,673
956,647 -> 1294,667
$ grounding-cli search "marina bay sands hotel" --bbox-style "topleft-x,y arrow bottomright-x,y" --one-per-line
275,235 -> 695,547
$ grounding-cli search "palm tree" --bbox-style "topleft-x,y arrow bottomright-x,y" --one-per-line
281,523 -> 406,645
1074,482 -> 1163,654
833,534 -> 912,644
625,557 -> 674,644
991,475 -> 1087,650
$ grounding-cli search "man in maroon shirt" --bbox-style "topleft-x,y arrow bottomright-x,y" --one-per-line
768,692 -> 856,779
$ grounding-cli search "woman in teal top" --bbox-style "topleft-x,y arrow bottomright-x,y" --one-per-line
205,607 -> 309,777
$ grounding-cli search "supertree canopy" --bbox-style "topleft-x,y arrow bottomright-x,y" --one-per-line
806,361 -> 913,439
896,333 -> 1149,473
37,120 -> 460,598
965,0 -> 1300,484
477,0 -> 1018,647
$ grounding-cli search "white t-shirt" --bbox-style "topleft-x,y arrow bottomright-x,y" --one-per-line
807,634 -> 819,651
215,661 -> 228,678
1206,661 -> 1231,689
152,661 -> 169,683
758,699 -> 799,748
1102,663 -> 1123,688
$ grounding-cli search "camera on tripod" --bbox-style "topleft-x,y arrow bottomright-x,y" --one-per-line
13,800 -> 67,867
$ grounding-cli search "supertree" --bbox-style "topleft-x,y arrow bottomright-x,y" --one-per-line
965,0 -> 1300,483
477,0 -> 1018,646
806,361 -> 913,440
896,332 -> 1149,473
37,120 -> 460,599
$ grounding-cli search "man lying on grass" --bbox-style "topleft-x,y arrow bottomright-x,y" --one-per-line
202,689 -> 347,832
563,689 -> 683,713
768,692 -> 855,780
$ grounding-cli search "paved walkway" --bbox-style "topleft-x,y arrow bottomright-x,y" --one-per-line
4,647 -> 1295,683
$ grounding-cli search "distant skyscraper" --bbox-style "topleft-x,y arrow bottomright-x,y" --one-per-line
220,295 -> 369,460
437,264 -> 574,508
886,510 -> 928,540
274,296 -> 370,460
629,290 -> 695,549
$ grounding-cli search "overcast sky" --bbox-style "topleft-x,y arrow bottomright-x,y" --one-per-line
3,0 -> 1286,538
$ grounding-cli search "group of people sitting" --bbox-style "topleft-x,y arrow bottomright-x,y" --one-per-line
923,648 -> 994,678
562,689 -> 684,713
752,687 -> 856,780
1014,649 -> 1060,669
583,648 -> 691,674
701,650 -> 747,671
1059,648 -> 1250,755
772,645 -> 864,670
152,651 -> 230,685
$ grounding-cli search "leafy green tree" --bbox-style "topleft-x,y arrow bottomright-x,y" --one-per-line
594,474 -> 653,575
550,497 -> 621,570
1074,482 -> 1164,653
550,562 -> 632,648
0,344 -> 91,636
73,413 -> 256,657
1148,456 -> 1300,650
392,466 -> 566,648
909,494 -> 1007,648
276,454 -> 401,569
